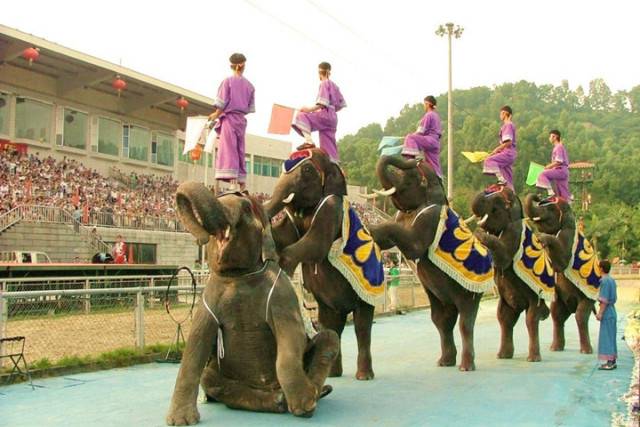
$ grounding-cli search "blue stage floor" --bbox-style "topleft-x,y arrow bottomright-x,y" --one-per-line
1,297 -> 635,427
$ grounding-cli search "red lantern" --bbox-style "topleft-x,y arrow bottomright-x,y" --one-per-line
190,144 -> 203,161
112,75 -> 127,97
22,47 -> 40,66
176,97 -> 189,112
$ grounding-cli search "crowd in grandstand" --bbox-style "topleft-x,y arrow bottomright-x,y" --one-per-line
0,149 -> 179,228
0,148 -> 383,229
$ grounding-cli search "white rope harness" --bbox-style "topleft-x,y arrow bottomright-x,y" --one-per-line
201,265 -> 283,367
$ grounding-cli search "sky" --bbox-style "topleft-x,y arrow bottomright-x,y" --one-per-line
2,0 -> 639,143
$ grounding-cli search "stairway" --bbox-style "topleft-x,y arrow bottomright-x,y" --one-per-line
0,222 -> 94,262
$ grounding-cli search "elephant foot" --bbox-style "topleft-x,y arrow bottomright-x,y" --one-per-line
319,385 -> 333,399
355,369 -> 375,381
328,364 -> 343,378
166,403 -> 200,426
274,391 -> 287,413
527,354 -> 542,362
437,355 -> 457,367
580,346 -> 593,354
496,349 -> 514,359
549,342 -> 565,352
458,360 -> 476,371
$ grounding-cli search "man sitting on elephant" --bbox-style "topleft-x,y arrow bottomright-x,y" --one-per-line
166,182 -> 338,426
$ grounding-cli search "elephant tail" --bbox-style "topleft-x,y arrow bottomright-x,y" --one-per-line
537,300 -> 550,321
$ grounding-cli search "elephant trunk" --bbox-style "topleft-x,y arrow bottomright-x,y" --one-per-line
264,179 -> 295,219
176,182 -> 231,245
376,155 -> 415,191
523,193 -> 542,221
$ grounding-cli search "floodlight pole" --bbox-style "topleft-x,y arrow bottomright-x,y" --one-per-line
436,23 -> 463,200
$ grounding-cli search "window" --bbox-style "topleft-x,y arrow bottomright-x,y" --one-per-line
15,97 -> 51,143
0,93 -> 8,136
62,108 -> 87,149
178,139 -> 190,163
131,243 -> 157,264
245,156 -> 251,174
253,156 -> 263,175
271,159 -> 282,177
124,124 -> 149,162
97,117 -> 120,156
153,132 -> 174,166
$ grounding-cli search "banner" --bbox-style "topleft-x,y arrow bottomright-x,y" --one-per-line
268,104 -> 295,135
526,162 -> 545,186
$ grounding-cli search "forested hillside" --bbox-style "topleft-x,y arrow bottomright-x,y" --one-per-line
339,79 -> 640,260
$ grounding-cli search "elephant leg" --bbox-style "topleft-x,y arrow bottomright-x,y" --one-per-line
458,297 -> 480,371
317,301 -> 347,377
575,300 -> 594,354
304,330 -> 340,392
201,360 -> 287,413
427,290 -> 458,367
525,304 -> 542,362
549,300 -> 570,351
497,298 -> 519,359
352,300 -> 375,380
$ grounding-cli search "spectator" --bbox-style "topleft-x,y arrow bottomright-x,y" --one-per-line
112,234 -> 128,264
72,206 -> 81,232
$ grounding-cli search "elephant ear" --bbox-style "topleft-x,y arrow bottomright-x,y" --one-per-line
247,194 -> 279,263
558,199 -> 576,231
324,162 -> 347,197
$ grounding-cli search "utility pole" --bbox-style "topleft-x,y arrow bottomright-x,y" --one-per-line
436,23 -> 463,200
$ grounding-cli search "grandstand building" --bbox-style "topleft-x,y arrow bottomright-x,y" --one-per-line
0,25 -> 370,266
0,24 -> 289,194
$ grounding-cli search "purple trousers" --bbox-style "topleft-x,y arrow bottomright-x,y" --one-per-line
483,148 -> 517,190
292,108 -> 338,162
537,167 -> 571,200
214,113 -> 247,183
401,133 -> 442,177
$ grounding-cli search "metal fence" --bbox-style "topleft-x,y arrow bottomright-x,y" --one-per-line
0,271 -> 427,368
0,204 -> 186,234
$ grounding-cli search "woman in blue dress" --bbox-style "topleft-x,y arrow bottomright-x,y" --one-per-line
595,259 -> 617,370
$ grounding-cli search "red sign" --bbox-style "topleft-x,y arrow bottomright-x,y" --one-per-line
0,140 -> 28,154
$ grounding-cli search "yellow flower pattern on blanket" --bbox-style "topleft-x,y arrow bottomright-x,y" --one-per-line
355,229 -> 382,264
578,238 -> 600,279
453,224 -> 489,260
524,234 -> 555,278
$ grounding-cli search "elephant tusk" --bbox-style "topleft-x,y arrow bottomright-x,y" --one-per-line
224,226 -> 230,239
532,216 -> 541,222
282,193 -> 295,204
477,214 -> 489,226
373,187 -> 397,196
463,215 -> 477,224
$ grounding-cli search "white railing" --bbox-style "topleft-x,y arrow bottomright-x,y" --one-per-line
0,207 -> 22,233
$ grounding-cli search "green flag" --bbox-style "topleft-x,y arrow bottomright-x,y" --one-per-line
526,162 -> 545,186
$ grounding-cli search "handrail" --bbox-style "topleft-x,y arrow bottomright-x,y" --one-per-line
0,272 -> 210,284
0,206 -> 22,233
12,204 -> 186,233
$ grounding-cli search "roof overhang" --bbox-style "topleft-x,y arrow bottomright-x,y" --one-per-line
0,24 -> 214,117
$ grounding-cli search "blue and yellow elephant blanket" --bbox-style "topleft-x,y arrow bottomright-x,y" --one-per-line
513,223 -> 556,301
427,206 -> 495,293
565,229 -> 601,300
328,199 -> 385,305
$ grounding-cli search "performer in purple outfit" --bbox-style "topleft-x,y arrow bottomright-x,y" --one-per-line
292,62 -> 346,163
208,53 -> 255,192
483,105 -> 517,189
401,95 -> 443,178
536,129 -> 572,200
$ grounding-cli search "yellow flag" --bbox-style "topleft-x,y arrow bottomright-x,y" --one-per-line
462,151 -> 490,163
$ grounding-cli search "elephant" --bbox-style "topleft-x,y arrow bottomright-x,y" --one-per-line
166,182 -> 339,425
368,155 -> 488,371
470,185 -> 550,362
264,145 -> 379,381
523,193 -> 595,354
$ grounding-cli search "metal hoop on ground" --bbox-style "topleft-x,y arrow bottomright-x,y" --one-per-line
156,266 -> 198,363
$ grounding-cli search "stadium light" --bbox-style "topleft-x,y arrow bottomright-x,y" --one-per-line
436,23 -> 463,200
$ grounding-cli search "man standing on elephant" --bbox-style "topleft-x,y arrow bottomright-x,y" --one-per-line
483,105 -> 517,190
209,53 -> 255,192
536,130 -> 572,200
292,62 -> 346,163
401,95 -> 443,179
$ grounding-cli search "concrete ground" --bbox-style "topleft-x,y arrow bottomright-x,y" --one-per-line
1,289 -> 637,427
